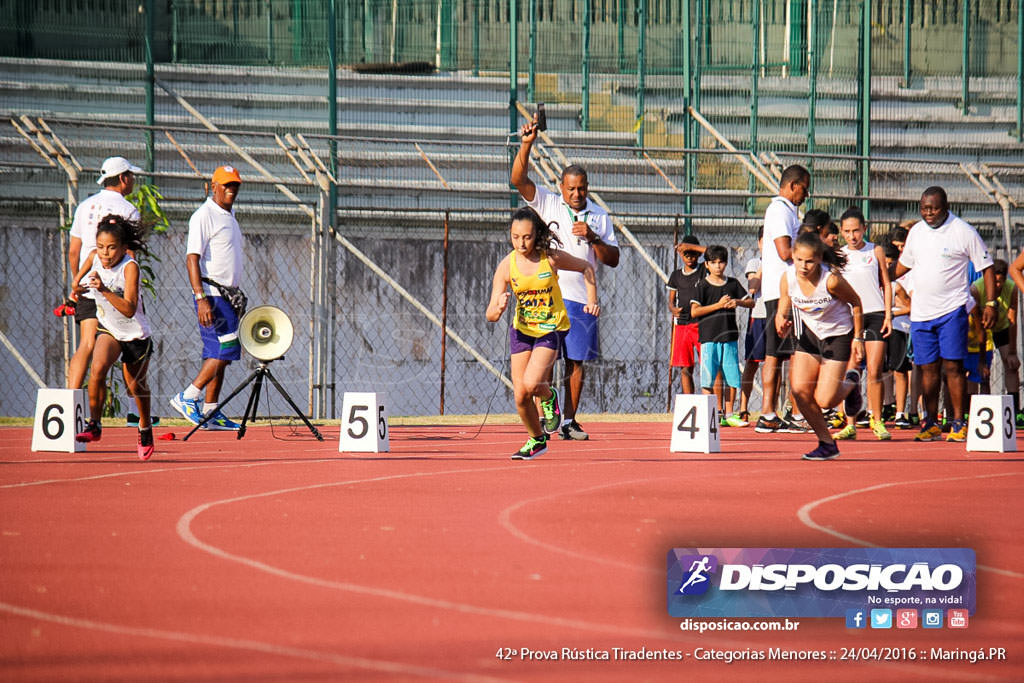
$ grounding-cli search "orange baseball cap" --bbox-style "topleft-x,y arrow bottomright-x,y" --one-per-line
212,165 -> 242,185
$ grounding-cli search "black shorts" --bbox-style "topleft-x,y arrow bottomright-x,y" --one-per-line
764,299 -> 795,358
863,311 -> 887,342
74,296 -> 97,323
886,330 -> 912,373
98,329 -> 153,365
796,328 -> 853,362
993,327 -> 1011,349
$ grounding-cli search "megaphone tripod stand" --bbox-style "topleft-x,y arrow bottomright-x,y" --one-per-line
183,361 -> 324,441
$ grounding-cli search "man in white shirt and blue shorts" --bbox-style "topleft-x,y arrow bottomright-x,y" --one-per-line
895,186 -> 996,443
170,165 -> 246,431
510,114 -> 620,440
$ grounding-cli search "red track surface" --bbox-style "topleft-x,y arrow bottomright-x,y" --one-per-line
1,422 -> 1022,682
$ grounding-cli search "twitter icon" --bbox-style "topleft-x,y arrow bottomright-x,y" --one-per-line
870,609 -> 893,629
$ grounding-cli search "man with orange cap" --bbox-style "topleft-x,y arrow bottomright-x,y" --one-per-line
170,165 -> 245,430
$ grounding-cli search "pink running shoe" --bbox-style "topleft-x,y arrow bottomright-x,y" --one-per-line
75,420 -> 102,443
137,427 -> 154,461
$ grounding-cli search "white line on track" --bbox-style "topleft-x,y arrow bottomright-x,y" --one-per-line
797,472 -> 1024,578
0,600 -> 507,682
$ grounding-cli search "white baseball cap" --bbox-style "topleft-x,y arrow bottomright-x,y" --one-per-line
96,156 -> 142,185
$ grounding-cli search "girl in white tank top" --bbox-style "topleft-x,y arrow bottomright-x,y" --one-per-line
70,214 -> 156,461
776,231 -> 865,461
836,207 -> 894,440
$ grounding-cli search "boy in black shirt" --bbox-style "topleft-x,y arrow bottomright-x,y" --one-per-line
666,235 -> 706,393
690,245 -> 754,426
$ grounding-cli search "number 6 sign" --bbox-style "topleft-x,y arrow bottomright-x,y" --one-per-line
670,394 -> 720,453
966,394 -> 1017,453
31,388 -> 87,453
339,391 -> 390,453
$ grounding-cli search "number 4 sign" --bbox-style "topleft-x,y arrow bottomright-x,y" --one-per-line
966,394 -> 1017,453
339,391 -> 390,453
670,394 -> 720,453
31,388 -> 87,453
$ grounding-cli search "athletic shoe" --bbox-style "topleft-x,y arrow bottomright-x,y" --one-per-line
540,388 -> 561,434
204,409 -> 241,431
843,371 -> 863,418
738,410 -> 751,424
855,411 -> 871,428
75,419 -> 102,443
909,413 -> 921,426
946,419 -> 967,442
783,416 -> 811,433
870,417 -> 892,441
825,408 -> 846,429
882,403 -> 896,422
1016,411 -> 1024,429
511,434 -> 547,460
802,441 -> 840,461
559,420 -> 589,440
170,392 -> 203,426
137,427 -> 154,461
914,422 -> 943,442
126,413 -> 160,427
834,424 -> 857,440
724,413 -> 749,428
754,415 -> 784,433
893,413 -> 912,430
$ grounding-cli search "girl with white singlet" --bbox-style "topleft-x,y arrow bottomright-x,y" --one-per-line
776,231 -> 865,461
834,207 -> 893,441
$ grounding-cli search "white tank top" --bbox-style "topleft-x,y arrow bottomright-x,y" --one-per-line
840,242 -> 885,314
787,263 -> 853,339
91,254 -> 152,342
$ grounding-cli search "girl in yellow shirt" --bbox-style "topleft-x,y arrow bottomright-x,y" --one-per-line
486,207 -> 599,459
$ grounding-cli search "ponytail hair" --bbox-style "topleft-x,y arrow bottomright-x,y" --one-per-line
511,206 -> 562,253
794,229 -> 847,271
96,213 -> 148,256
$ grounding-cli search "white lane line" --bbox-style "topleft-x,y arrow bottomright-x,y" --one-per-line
797,472 -> 1024,578
176,464 -> 672,640
0,601 -> 506,682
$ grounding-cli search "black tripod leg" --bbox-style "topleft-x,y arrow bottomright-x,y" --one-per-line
183,367 -> 262,441
264,369 -> 325,441
237,370 -> 265,440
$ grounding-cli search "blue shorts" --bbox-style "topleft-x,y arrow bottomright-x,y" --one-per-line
963,350 -> 993,384
700,341 -> 741,389
562,300 -> 599,362
910,308 -> 968,365
195,296 -> 241,361
744,317 -> 766,362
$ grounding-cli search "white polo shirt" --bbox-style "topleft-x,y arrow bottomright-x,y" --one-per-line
69,189 -> 140,298
761,196 -> 800,301
526,186 -> 617,304
186,197 -> 244,294
897,212 -> 992,322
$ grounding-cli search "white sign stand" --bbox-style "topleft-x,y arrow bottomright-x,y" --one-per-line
339,392 -> 390,453
670,394 -> 720,453
966,394 -> 1017,452
31,388 -> 88,453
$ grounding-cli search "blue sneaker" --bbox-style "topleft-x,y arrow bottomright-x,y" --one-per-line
204,409 -> 241,431
170,392 -> 203,426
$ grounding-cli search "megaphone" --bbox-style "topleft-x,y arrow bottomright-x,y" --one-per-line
238,305 -> 293,362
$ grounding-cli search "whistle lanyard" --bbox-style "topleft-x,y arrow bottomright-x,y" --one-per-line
564,203 -> 590,245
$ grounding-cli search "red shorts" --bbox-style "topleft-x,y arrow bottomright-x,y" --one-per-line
671,322 -> 700,368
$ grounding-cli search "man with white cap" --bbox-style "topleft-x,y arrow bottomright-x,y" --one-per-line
171,165 -> 245,430
67,156 -> 142,388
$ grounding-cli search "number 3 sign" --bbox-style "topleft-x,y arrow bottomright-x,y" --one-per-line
670,394 -> 720,453
339,392 -> 390,453
966,394 -> 1017,453
31,388 -> 87,453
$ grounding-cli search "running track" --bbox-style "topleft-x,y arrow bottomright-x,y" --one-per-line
1,422 -> 1021,681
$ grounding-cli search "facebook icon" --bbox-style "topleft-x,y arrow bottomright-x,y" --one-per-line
846,609 -> 867,629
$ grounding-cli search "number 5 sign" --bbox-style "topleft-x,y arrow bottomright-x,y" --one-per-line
31,388 -> 87,453
966,394 -> 1017,453
339,391 -> 390,453
670,394 -> 720,453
